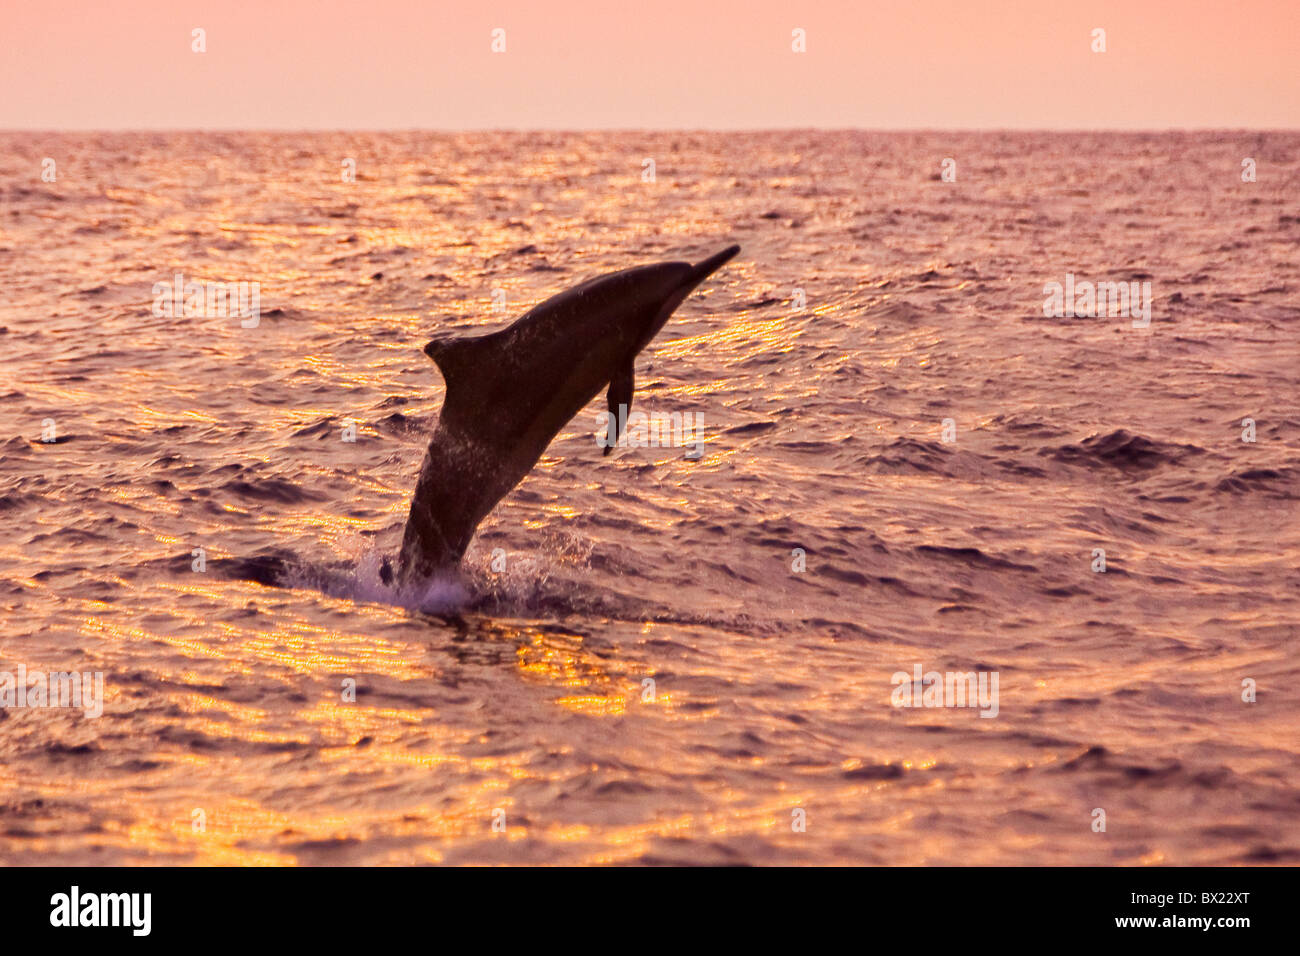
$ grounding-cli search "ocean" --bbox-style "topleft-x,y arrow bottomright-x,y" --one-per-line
1,130 -> 1296,864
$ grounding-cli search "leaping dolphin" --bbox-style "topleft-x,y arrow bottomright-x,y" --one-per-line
387,244 -> 741,588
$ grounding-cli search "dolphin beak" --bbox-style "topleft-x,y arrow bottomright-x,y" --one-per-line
634,244 -> 742,351
688,244 -> 741,285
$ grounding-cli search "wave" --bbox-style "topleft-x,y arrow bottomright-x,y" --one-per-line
1041,429 -> 1207,473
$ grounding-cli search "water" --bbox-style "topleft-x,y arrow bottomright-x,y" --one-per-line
1,131 -> 1297,865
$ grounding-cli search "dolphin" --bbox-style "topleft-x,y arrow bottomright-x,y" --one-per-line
387,244 -> 741,588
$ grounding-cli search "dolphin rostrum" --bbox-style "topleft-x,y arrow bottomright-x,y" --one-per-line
387,244 -> 741,587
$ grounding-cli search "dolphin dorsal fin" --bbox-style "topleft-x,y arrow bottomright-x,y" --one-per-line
604,360 -> 635,456
423,334 -> 494,397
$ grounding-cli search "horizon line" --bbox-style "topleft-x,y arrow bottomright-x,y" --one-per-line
4,126 -> 1299,134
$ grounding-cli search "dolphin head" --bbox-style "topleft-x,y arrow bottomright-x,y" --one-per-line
503,243 -> 739,394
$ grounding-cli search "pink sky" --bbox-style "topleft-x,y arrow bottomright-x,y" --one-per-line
3,0 -> 1297,129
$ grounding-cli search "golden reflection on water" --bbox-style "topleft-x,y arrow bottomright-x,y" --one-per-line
657,312 -> 803,364
48,616 -> 668,863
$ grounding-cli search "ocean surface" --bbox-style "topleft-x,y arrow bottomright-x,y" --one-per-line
1,131 -> 1297,865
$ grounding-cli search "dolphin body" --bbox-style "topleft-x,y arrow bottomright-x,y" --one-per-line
388,244 -> 741,588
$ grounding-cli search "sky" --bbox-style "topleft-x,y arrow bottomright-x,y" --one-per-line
2,0 -> 1297,129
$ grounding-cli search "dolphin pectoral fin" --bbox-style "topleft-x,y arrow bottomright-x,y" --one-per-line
604,361 -> 634,456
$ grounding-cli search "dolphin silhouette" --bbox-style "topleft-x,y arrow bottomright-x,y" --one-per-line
388,244 -> 741,587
